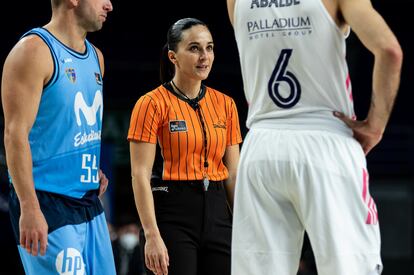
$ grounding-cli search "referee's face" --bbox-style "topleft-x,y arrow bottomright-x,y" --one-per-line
174,25 -> 215,81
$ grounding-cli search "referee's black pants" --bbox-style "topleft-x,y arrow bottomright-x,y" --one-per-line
140,180 -> 232,275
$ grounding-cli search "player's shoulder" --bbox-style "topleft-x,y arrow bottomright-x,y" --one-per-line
89,42 -> 103,58
9,33 -> 50,60
3,31 -> 53,77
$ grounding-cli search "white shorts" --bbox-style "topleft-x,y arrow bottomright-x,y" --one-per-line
232,128 -> 382,275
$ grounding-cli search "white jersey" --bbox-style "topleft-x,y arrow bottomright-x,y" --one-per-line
233,0 -> 355,134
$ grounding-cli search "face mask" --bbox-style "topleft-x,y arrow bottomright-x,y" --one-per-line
119,233 -> 139,251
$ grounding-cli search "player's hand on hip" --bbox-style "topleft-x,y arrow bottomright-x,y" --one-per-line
19,207 -> 48,256
98,169 -> 109,198
334,111 -> 383,155
145,234 -> 169,275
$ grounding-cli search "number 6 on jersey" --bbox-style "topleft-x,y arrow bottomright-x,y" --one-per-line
268,49 -> 301,108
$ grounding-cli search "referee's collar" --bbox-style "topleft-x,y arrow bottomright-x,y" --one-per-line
164,82 -> 206,106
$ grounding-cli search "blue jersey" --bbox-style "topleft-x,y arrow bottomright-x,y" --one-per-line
23,28 -> 103,198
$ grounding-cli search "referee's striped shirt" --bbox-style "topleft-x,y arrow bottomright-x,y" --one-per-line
128,83 -> 242,181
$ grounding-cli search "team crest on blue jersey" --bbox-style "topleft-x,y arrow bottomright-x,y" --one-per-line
169,120 -> 187,132
65,68 -> 76,83
95,72 -> 102,85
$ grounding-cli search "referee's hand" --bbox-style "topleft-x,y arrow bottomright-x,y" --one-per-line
145,234 -> 169,275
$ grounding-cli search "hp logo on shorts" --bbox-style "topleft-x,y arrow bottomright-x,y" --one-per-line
55,248 -> 85,275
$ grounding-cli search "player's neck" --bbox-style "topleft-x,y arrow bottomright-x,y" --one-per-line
44,20 -> 87,53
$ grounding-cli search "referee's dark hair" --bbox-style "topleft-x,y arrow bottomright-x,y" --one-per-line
160,18 -> 208,83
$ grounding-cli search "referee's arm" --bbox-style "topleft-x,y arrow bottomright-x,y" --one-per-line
223,144 -> 240,209
130,141 -> 169,275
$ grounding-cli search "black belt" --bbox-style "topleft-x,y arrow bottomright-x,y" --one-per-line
151,180 -> 224,191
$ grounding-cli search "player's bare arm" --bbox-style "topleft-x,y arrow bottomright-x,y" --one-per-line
93,45 -> 105,77
335,0 -> 403,155
91,45 -> 109,198
1,35 -> 53,256
226,0 -> 236,26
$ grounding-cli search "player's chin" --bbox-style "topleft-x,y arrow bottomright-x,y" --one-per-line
88,22 -> 104,32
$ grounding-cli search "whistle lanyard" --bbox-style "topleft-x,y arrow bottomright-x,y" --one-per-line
195,106 -> 210,191
170,81 -> 210,191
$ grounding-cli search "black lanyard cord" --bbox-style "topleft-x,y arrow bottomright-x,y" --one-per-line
196,106 -> 210,191
170,80 -> 210,190
195,106 -> 208,170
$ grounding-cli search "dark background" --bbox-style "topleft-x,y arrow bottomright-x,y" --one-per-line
0,1 -> 413,274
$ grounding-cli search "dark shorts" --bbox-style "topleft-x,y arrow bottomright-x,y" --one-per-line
141,180 -> 233,275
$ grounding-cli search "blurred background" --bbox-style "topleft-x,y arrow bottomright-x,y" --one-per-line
0,1 -> 412,274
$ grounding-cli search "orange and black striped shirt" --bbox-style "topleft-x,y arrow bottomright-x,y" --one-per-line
127,83 -> 242,181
